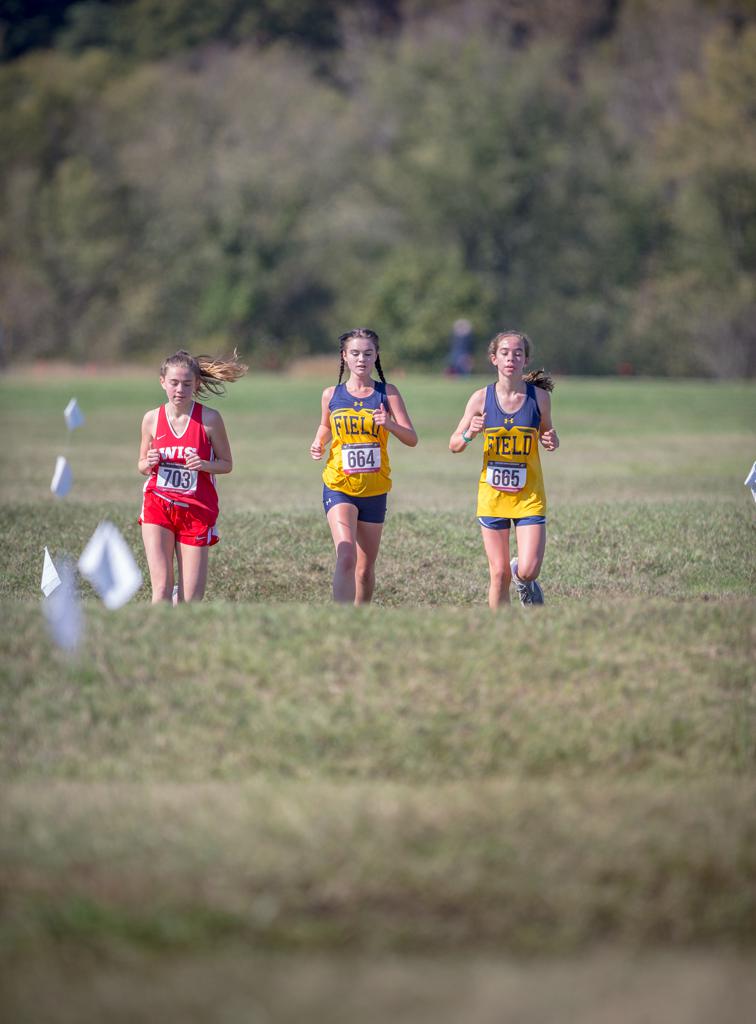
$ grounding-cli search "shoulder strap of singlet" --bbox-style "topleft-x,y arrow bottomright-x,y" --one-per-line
193,402 -> 214,445
526,382 -> 542,425
484,382 -> 496,416
375,378 -> 392,416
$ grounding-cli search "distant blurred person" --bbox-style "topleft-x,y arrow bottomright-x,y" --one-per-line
447,318 -> 474,376
309,328 -> 418,604
449,330 -> 559,609
137,349 -> 246,603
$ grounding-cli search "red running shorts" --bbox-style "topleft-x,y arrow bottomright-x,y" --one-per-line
139,490 -> 219,547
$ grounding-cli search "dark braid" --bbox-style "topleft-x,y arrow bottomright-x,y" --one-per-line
374,353 -> 386,385
337,353 -> 346,384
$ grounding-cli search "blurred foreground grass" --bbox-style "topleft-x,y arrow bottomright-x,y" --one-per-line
2,599 -> 754,962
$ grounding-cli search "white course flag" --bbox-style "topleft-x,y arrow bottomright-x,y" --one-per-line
50,455 -> 73,498
745,461 -> 756,503
64,397 -> 86,431
42,558 -> 83,652
41,546 -> 62,597
78,520 -> 142,610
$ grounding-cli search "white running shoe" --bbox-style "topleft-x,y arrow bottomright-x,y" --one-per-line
510,558 -> 544,606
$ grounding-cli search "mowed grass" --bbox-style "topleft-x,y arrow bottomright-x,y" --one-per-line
1,370 -> 754,603
1,370 -> 755,1021
1,370 -> 754,512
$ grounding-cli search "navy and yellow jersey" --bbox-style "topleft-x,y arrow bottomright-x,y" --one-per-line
323,380 -> 392,497
476,382 -> 547,518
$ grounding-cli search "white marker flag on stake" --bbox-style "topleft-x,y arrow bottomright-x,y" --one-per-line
78,520 -> 142,610
50,456 -> 73,498
42,558 -> 83,652
41,546 -> 62,597
745,461 -> 756,503
64,398 -> 85,431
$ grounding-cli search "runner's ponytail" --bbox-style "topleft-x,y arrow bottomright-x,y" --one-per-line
161,350 -> 248,398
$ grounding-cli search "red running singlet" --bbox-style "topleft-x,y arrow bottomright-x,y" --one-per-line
142,401 -> 218,516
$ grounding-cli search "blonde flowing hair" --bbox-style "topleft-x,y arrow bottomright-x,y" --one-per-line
160,349 -> 248,398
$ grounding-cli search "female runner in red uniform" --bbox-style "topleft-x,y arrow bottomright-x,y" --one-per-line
138,349 -> 246,603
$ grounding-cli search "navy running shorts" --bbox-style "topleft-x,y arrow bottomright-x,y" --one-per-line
323,484 -> 387,524
478,515 -> 546,530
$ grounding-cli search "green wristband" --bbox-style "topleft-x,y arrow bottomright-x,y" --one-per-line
462,431 -> 472,445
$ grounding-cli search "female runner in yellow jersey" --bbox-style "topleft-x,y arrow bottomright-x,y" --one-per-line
310,328 -> 418,604
449,330 -> 559,609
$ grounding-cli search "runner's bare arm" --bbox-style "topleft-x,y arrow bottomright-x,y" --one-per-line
310,386 -> 334,460
449,389 -> 487,453
137,409 -> 160,475
535,390 -> 559,451
373,385 -> 418,447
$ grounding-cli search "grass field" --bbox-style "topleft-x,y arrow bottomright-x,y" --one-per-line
1,369 -> 755,1021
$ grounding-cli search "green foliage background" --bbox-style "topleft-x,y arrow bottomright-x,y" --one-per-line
1,0 -> 755,375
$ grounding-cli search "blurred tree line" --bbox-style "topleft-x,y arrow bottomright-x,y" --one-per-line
1,0 -> 754,375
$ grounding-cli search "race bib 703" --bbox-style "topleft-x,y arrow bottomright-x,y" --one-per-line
156,462 -> 198,494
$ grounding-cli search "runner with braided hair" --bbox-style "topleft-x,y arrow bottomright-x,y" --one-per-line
138,349 -> 247,603
310,328 -> 417,604
449,330 -> 559,609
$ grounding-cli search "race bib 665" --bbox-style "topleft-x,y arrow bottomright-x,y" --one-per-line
485,461 -> 526,493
